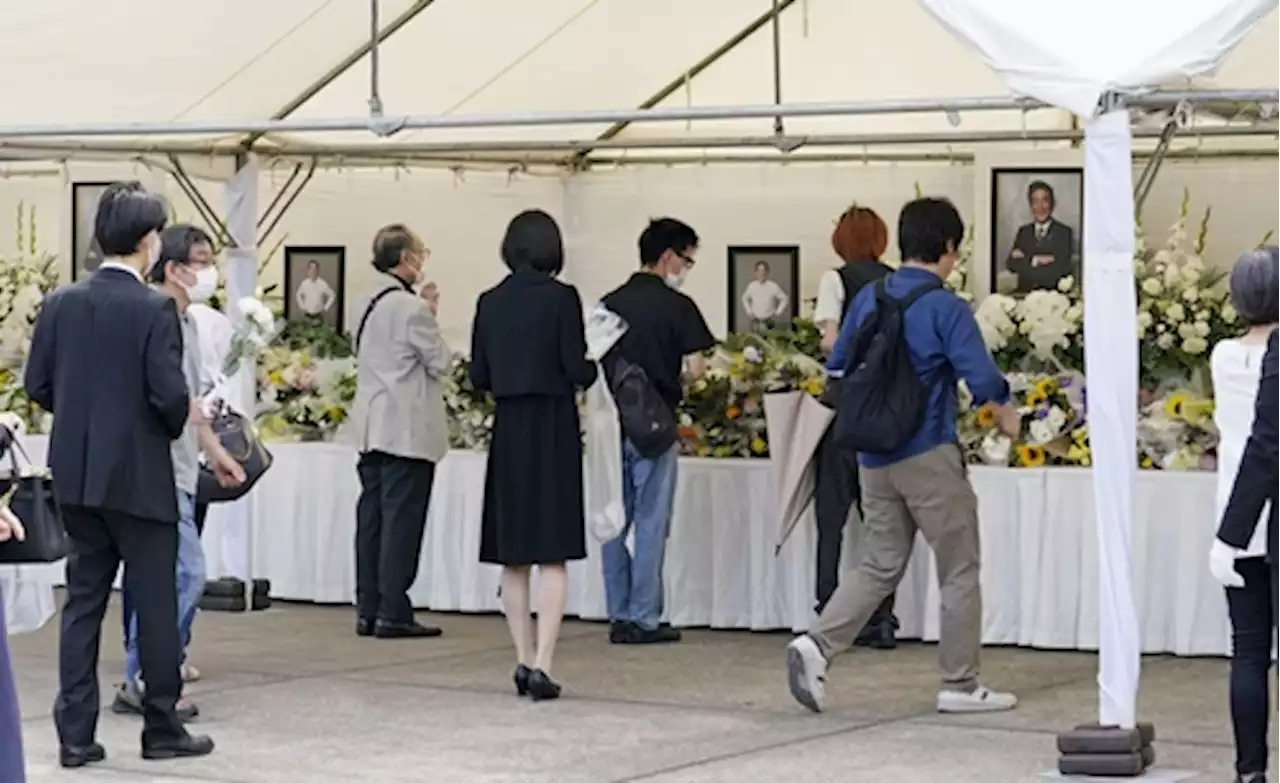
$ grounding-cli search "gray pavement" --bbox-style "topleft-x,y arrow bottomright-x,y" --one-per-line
7,600 -> 1265,782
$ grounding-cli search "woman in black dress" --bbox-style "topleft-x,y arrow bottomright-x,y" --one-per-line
470,209 -> 596,701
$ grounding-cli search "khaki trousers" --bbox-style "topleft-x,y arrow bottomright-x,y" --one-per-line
810,443 -> 982,691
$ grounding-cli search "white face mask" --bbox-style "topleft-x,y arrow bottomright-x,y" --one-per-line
664,270 -> 686,290
186,267 -> 218,303
145,233 -> 162,274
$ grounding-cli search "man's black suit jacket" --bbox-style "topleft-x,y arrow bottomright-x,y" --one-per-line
1217,328 -> 1278,564
1005,219 -> 1075,294
24,267 -> 190,523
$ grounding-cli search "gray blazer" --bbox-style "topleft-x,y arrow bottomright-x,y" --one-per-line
347,273 -> 452,462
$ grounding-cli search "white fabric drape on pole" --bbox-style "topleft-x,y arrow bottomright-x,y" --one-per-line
1082,109 -> 1140,728
219,156 -> 259,584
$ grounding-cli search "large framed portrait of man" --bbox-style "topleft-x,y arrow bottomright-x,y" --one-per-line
990,168 -> 1083,295
71,182 -> 112,280
727,245 -> 800,333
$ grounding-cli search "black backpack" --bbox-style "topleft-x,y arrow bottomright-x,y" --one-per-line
607,356 -> 678,458
835,278 -> 943,454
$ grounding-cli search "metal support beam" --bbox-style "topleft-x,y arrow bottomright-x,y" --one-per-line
569,0 -> 799,166
257,159 -> 317,247
1133,115 -> 1180,213
241,0 -> 438,148
368,0 -> 384,117
770,0 -> 784,137
167,155 -> 236,248
1,89 -> 1274,141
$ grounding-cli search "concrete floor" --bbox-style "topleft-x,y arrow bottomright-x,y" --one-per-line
6,600 -> 1267,782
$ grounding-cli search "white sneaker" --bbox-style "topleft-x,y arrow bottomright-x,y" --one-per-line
181,663 -> 201,683
785,635 -> 828,713
936,685 -> 1017,713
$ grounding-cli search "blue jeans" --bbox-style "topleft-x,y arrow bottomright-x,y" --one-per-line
123,490 -> 204,685
601,440 -> 678,631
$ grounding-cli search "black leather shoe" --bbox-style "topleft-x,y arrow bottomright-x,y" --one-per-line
608,621 -> 633,644
355,617 -> 375,637
141,733 -> 215,760
624,624 -> 682,644
374,620 -> 443,639
59,742 -> 106,768
513,664 -> 532,696
527,669 -> 561,702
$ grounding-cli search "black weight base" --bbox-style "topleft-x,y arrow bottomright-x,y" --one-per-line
1057,723 -> 1156,777
200,577 -> 271,612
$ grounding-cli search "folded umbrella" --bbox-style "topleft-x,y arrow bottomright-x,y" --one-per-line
763,391 -> 835,555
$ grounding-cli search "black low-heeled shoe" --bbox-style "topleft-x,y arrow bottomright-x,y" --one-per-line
513,664 -> 532,696
527,669 -> 561,702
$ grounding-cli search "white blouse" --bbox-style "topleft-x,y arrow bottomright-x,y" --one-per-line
1211,337 -> 1271,558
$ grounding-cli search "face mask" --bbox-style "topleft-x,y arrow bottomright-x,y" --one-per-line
665,267 -> 687,290
145,234 -> 162,274
186,267 -> 218,303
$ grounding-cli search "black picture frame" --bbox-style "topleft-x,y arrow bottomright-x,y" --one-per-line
989,167 -> 1084,296
70,182 -> 112,281
283,246 -> 346,333
726,245 -> 800,333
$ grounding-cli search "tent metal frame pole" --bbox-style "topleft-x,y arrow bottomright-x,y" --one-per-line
257,159 -> 317,247
368,0 -> 385,117
770,0 -> 785,137
1133,115 -> 1181,212
570,0 -> 798,166
0,89 -> 1273,140
167,154 -> 237,249
240,0 -> 439,148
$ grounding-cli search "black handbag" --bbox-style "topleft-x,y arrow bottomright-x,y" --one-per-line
196,408 -> 273,504
0,426 -> 70,564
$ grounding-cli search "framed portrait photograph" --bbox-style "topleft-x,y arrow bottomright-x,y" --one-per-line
990,168 -> 1083,296
71,182 -> 112,280
727,245 -> 800,333
284,246 -> 346,332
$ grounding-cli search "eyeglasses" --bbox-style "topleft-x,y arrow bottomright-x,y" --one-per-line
677,252 -> 696,269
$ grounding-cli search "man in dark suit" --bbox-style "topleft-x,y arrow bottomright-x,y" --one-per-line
24,182 -> 216,765
1004,180 -> 1076,294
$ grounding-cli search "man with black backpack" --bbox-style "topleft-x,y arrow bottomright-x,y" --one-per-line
786,198 -> 1021,715
600,218 -> 716,645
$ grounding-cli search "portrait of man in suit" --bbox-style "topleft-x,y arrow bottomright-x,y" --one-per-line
991,170 -> 1083,295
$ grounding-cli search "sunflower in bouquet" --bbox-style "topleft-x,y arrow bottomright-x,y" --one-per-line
961,373 -> 1085,467
1137,382 -> 1218,470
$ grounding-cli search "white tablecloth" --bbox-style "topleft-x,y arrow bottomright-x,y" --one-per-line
19,439 -> 1230,655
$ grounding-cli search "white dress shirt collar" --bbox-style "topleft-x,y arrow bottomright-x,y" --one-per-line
97,260 -> 145,284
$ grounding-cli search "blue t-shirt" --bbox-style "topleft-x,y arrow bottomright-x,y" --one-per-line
827,266 -> 1010,468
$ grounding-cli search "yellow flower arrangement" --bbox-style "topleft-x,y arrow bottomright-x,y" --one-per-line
975,403 -> 996,428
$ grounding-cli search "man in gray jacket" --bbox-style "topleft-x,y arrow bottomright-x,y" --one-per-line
349,224 -> 452,639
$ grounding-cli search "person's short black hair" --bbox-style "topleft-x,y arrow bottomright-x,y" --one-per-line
1229,245 -> 1279,326
898,197 -> 965,265
638,217 -> 698,267
372,224 -> 418,272
501,209 -> 564,275
754,261 -> 771,273
94,181 -> 168,258
1027,180 -> 1056,206
148,223 -> 213,283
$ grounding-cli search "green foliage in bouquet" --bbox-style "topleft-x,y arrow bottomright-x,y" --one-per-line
444,357 -> 494,450
0,203 -> 59,432
279,320 -> 353,359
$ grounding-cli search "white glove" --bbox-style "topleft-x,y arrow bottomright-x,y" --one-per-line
1208,539 -> 1245,588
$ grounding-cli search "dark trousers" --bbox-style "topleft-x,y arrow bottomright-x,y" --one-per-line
814,390 -> 894,627
0,598 -> 24,782
1225,556 -> 1276,777
355,451 -> 435,624
57,505 -> 185,748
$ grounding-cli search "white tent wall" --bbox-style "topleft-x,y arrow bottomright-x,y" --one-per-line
0,157 -> 1273,348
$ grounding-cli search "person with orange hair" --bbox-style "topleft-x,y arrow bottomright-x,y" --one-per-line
810,204 -> 899,648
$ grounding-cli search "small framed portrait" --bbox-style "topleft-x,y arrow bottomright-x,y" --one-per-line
71,182 -> 112,280
727,245 -> 800,333
990,168 -> 1083,295
284,246 -> 345,332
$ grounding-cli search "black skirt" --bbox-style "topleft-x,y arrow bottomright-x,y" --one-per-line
480,394 -> 586,566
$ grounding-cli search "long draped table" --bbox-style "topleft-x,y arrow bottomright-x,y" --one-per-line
19,438 -> 1230,656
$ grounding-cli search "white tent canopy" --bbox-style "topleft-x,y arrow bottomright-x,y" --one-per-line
0,0 -> 1275,164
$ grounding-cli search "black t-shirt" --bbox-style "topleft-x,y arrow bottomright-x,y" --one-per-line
601,272 -> 716,411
